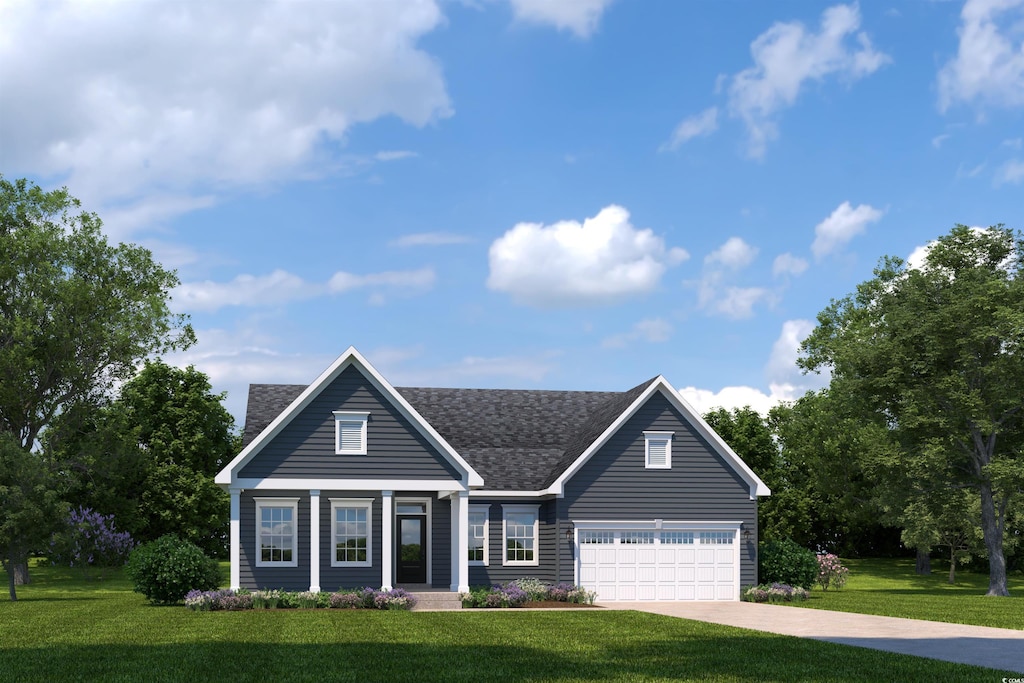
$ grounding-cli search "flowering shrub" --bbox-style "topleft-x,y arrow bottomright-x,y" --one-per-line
252,589 -> 285,609
186,587 -> 416,611
49,507 -> 135,579
509,577 -> 549,601
816,553 -> 850,591
742,583 -> 809,603
184,589 -> 253,611
329,592 -> 363,609
460,580 -> 597,608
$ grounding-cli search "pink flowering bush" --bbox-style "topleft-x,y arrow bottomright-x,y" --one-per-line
816,553 -> 850,591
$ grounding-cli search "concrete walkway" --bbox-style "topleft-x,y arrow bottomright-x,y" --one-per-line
601,601 -> 1024,674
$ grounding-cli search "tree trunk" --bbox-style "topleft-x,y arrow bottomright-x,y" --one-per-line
915,548 -> 931,575
12,561 -> 30,586
948,546 -> 956,584
6,565 -> 15,602
979,482 -> 1009,596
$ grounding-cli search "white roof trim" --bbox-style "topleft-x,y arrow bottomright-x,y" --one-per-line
215,346 -> 484,488
544,376 -> 770,498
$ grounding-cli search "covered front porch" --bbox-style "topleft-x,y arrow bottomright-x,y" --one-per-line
227,485 -> 471,593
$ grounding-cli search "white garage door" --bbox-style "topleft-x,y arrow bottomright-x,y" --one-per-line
577,528 -> 738,601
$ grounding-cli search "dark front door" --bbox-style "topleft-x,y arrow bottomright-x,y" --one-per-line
396,515 -> 427,584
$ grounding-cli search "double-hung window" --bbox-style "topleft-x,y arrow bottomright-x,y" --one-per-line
644,431 -> 673,469
334,411 -> 370,455
502,505 -> 539,566
331,499 -> 372,567
255,498 -> 299,568
468,506 -> 489,566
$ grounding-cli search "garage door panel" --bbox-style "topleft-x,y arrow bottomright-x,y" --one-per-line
578,527 -> 737,602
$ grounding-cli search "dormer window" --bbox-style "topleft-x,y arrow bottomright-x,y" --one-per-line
334,411 -> 369,455
644,431 -> 673,469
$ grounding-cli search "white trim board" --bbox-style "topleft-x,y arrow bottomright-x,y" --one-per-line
215,347 -> 484,488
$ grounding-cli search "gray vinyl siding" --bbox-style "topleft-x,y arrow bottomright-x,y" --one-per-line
240,490 -> 310,591
319,492 -> 382,591
239,365 -> 462,480
560,392 -> 759,587
467,499 -> 557,586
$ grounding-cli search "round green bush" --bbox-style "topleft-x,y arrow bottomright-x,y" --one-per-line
125,535 -> 222,604
758,538 -> 818,589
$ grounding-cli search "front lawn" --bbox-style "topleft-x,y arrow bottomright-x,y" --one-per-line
0,563 -> 1011,682
790,557 -> 1024,629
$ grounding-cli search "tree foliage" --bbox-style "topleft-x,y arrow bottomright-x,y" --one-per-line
48,361 -> 236,557
800,225 -> 1024,596
0,176 -> 193,451
0,433 -> 67,600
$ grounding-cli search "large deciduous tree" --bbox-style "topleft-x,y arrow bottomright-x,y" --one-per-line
49,361 -> 237,557
800,225 -> 1024,596
0,176 -> 193,583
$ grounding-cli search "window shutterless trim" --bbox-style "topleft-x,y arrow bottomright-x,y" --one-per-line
502,504 -> 540,567
254,498 -> 300,568
468,505 -> 489,566
330,498 -> 373,568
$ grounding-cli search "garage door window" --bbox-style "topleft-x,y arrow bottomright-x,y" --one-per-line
661,531 -> 694,544
580,531 -> 614,544
699,531 -> 734,544
621,531 -> 654,544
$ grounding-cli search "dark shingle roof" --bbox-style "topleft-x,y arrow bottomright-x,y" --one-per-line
241,379 -> 659,490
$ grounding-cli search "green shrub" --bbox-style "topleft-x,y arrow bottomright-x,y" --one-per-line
758,538 -> 818,589
125,535 -> 221,604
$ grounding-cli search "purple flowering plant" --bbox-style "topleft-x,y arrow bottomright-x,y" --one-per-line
49,507 -> 135,579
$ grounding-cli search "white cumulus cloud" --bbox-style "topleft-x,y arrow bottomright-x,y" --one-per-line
773,252 -> 810,277
328,268 -> 436,293
661,107 -> 719,151
728,3 -> 890,158
938,0 -> 1024,112
705,237 -> 759,270
508,0 -> 615,38
0,0 -> 451,232
811,201 -> 884,260
487,205 -> 689,307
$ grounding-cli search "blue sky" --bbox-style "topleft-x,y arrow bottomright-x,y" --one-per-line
2,0 -> 1023,425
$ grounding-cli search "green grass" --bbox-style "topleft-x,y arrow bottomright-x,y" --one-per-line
0,563 -> 1012,682
788,557 -> 1024,629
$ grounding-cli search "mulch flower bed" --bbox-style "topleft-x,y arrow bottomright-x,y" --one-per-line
522,600 -> 602,609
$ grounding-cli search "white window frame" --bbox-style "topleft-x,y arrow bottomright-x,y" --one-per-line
330,498 -> 373,568
644,431 -> 673,469
333,411 -> 370,455
502,504 -> 539,567
255,497 -> 299,568
468,505 -> 489,566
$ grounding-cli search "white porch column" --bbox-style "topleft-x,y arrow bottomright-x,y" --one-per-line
309,490 -> 320,592
381,490 -> 393,590
450,491 -> 470,592
229,488 -> 241,590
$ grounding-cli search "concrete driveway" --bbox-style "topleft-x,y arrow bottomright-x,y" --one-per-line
601,601 -> 1024,674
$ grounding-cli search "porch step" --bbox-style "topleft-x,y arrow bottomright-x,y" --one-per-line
408,591 -> 463,611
